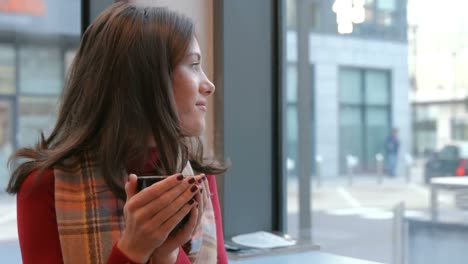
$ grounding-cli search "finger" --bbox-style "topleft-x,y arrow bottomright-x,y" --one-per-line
132,173 -> 186,207
150,183 -> 200,224
168,202 -> 200,243
125,174 -> 138,202
138,176 -> 198,220
185,204 -> 201,238
158,199 -> 199,236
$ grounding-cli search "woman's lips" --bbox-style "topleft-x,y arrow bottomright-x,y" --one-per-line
196,101 -> 207,112
196,105 -> 207,112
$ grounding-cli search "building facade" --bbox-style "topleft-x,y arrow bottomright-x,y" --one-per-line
286,0 -> 410,177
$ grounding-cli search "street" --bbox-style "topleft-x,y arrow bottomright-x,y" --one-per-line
286,169 -> 468,264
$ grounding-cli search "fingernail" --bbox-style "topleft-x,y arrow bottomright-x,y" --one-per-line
188,199 -> 195,205
200,187 -> 203,194
196,203 -> 199,209
177,174 -> 184,181
190,185 -> 198,192
127,173 -> 134,182
188,177 -> 195,184
198,179 -> 203,184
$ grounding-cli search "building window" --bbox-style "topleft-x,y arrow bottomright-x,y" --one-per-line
339,68 -> 391,173
19,45 -> 63,95
0,44 -> 15,94
376,0 -> 396,26
286,0 -> 321,31
452,119 -> 468,141
413,105 -> 438,156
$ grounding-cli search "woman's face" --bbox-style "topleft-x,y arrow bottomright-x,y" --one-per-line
171,38 -> 215,136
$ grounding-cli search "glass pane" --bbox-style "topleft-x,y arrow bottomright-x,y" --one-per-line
18,97 -> 58,148
339,68 -> 362,104
286,0 -> 296,29
365,70 -> 389,105
0,44 -> 15,94
65,49 -> 77,76
287,65 -> 297,103
286,105 -> 298,176
377,0 -> 396,11
0,100 -> 13,189
19,46 -> 62,95
283,0 -> 468,262
339,106 -> 364,173
365,108 -> 389,171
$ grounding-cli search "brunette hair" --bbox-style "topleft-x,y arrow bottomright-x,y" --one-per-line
6,1 -> 226,200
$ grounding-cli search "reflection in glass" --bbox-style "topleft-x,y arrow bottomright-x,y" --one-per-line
339,68 -> 362,104
0,100 -> 12,189
365,108 -> 389,171
365,70 -> 389,105
339,106 -> 364,172
18,97 -> 58,147
0,44 -> 15,94
19,46 -> 62,95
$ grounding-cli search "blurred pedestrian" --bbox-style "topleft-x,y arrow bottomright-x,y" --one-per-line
385,128 -> 400,177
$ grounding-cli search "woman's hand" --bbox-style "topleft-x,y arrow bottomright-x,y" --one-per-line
151,174 -> 207,264
117,173 -> 202,263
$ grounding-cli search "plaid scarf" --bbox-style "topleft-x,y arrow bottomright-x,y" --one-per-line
180,162 -> 217,263
54,152 -> 217,263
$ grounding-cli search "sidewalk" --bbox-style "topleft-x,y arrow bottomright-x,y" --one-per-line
0,194 -> 18,242
0,193 -> 21,263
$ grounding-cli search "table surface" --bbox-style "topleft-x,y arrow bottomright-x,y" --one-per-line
229,250 -> 381,264
430,176 -> 468,186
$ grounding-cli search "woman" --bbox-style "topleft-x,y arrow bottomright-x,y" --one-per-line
6,2 -> 228,264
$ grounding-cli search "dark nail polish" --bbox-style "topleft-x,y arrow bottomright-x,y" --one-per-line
188,199 -> 195,205
188,177 -> 195,184
196,204 -> 199,209
191,185 -> 198,192
200,188 -> 203,194
198,179 -> 203,184
177,174 -> 184,181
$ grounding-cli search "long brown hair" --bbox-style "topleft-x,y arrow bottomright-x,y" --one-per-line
6,2 -> 227,200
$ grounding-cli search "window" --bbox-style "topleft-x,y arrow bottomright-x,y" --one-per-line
0,44 -> 15,94
339,68 -> 391,172
19,46 -> 63,95
376,0 -> 396,26
451,119 -> 468,141
0,2 -> 81,191
284,0 -> 468,263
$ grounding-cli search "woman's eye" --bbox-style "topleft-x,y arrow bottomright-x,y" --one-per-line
191,63 -> 201,70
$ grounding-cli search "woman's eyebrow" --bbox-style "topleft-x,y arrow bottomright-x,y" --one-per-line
186,53 -> 201,60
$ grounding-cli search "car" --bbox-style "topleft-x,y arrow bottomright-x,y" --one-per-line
424,142 -> 468,184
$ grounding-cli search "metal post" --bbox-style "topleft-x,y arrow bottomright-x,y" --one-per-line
316,155 -> 322,188
392,202 -> 406,264
376,153 -> 384,185
346,155 -> 355,186
296,0 -> 313,242
404,154 -> 413,183
430,184 -> 438,222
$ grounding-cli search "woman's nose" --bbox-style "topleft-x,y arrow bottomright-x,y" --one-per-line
200,72 -> 215,96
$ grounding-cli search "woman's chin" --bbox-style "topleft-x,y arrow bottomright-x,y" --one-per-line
182,125 -> 205,137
